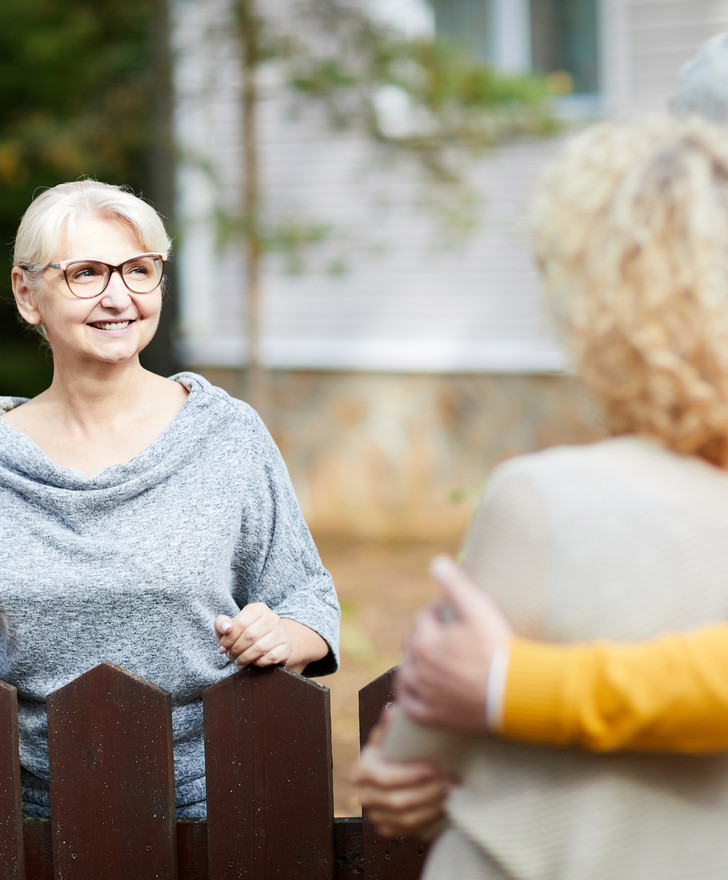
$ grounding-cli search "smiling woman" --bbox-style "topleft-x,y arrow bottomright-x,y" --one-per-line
0,179 -> 340,818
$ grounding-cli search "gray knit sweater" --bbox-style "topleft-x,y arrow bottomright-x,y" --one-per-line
0,372 -> 340,817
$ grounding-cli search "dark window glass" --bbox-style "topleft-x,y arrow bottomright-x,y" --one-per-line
431,0 -> 495,62
430,0 -> 600,95
530,0 -> 600,94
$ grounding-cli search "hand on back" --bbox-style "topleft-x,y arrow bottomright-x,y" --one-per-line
396,555 -> 513,732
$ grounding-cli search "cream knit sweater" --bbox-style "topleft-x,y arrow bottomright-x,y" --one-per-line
385,437 -> 728,880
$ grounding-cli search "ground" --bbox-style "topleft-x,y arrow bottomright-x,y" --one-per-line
313,531 -> 461,816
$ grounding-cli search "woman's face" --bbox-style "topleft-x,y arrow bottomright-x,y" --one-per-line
20,216 -> 163,373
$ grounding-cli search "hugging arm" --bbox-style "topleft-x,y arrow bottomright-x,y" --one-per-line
502,624 -> 728,753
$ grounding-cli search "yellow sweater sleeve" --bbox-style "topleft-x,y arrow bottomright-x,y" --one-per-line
501,624 -> 728,753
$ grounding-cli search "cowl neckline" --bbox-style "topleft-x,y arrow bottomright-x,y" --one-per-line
0,372 -> 212,492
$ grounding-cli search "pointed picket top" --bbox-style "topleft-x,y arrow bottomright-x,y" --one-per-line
204,665 -> 334,879
47,662 -> 177,880
359,666 -> 428,880
358,666 -> 398,746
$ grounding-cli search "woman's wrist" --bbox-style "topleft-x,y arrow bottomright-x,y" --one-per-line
280,618 -> 328,673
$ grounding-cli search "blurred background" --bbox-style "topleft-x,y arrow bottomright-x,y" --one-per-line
1,0 -> 725,814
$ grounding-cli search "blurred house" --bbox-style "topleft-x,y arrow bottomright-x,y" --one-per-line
171,0 -> 728,537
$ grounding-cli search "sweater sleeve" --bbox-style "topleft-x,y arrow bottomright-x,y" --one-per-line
500,625 -> 728,753
229,406 -> 340,677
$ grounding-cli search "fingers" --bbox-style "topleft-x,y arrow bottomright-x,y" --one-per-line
429,554 -> 482,618
234,635 -> 292,667
395,666 -> 449,727
429,554 -> 515,643
407,606 -> 444,655
214,614 -> 233,640
351,744 -> 453,838
216,604 -> 273,654
216,604 -> 292,667
366,797 -> 446,839
396,677 -> 431,723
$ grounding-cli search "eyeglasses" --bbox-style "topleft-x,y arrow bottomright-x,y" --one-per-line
41,253 -> 166,299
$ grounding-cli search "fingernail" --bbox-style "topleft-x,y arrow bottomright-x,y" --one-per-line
430,555 -> 457,580
219,621 -> 232,634
218,645 -> 227,654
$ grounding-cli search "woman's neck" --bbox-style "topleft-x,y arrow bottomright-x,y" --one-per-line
41,358 -> 152,432
3,361 -> 188,476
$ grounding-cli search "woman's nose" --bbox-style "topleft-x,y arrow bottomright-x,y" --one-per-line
99,270 -> 132,306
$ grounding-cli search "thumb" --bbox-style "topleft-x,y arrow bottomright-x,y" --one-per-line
429,554 -> 481,619
430,554 -> 514,643
214,615 -> 233,639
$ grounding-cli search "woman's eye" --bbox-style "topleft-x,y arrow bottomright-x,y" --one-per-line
71,265 -> 101,281
126,263 -> 151,276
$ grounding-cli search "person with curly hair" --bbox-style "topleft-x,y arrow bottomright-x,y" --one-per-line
356,112 -> 728,878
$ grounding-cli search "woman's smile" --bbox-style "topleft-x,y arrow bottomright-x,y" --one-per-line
87,319 -> 135,332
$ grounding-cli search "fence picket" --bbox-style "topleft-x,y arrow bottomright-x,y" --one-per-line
0,682 -> 25,880
359,668 -> 428,880
21,822 -> 51,880
0,663 -> 433,878
204,665 -> 334,878
46,662 -> 177,880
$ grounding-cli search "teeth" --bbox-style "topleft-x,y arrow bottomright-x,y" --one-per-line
91,321 -> 130,330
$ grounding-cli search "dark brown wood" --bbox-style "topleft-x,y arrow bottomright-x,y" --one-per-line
0,682 -> 25,879
204,665 -> 334,878
46,662 -> 177,880
333,817 -> 363,880
358,667 -> 397,748
23,820 -> 211,880
23,821 -> 52,880
359,669 -> 427,880
1,665 -> 432,879
22,817 -> 375,880
177,820 -> 208,880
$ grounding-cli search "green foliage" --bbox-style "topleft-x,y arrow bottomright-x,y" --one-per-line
0,0 -> 162,394
222,0 -> 558,268
263,220 -> 332,274
0,0 -> 159,233
283,0 -> 558,182
0,339 -> 53,398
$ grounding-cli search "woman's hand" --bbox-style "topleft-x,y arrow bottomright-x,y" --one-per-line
351,710 -> 455,839
215,603 -> 293,668
396,555 -> 513,732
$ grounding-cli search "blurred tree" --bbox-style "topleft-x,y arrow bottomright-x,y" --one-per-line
0,0 -> 176,397
229,0 -> 557,414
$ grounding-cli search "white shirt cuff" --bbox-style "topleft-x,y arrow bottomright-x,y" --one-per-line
485,644 -> 510,731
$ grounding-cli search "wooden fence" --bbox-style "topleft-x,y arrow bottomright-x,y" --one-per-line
0,662 -> 429,879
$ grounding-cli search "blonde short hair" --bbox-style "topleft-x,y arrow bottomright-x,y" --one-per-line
531,115 -> 728,466
13,179 -> 171,283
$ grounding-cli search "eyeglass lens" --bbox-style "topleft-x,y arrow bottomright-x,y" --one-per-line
64,255 -> 164,298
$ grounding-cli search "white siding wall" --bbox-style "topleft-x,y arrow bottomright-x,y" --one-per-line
603,0 -> 728,113
172,0 -> 728,374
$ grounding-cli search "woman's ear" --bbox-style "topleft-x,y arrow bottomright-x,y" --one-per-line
11,267 -> 43,326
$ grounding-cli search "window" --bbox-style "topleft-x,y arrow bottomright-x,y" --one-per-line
530,0 -> 599,94
431,0 -> 601,96
431,0 -> 496,63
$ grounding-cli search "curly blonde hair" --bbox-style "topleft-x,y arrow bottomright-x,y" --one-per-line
531,115 -> 728,466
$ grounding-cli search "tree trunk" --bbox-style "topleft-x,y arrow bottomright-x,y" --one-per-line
237,0 -> 267,417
